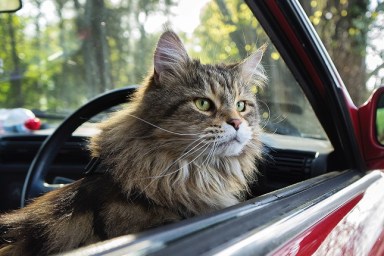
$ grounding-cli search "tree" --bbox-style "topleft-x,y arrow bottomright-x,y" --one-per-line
7,14 -> 23,107
0,0 -> 176,112
301,0 -> 384,105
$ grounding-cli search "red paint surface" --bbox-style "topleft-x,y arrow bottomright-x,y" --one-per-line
271,194 -> 363,256
271,172 -> 384,256
358,87 -> 384,169
369,229 -> 384,256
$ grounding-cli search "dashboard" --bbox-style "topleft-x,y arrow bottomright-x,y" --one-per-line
0,133 -> 333,212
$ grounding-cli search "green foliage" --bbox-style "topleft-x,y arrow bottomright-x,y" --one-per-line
192,0 -> 265,63
301,0 -> 384,105
377,108 -> 384,144
0,0 -> 175,112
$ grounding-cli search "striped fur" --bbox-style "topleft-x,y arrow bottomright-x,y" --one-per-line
0,30 -> 266,255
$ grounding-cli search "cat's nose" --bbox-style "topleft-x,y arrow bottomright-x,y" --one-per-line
227,118 -> 242,130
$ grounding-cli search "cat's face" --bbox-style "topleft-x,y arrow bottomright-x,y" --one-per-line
134,31 -> 265,158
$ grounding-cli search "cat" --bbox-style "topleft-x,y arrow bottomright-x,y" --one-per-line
0,30 -> 266,255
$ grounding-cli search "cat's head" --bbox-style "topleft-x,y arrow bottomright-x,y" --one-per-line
129,30 -> 266,158
93,30 -> 266,164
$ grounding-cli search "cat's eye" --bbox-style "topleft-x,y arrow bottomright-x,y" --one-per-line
236,101 -> 246,112
195,98 -> 212,111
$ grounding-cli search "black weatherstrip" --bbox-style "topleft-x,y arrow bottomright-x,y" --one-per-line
59,170 -> 374,256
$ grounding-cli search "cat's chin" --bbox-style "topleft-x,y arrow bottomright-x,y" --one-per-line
214,125 -> 252,156
215,139 -> 247,156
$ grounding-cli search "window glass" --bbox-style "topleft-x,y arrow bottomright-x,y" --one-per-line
0,0 -> 328,140
302,0 -> 384,106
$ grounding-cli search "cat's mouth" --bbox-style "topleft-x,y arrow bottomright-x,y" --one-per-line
228,137 -> 241,144
210,129 -> 253,156
213,137 -> 246,156
216,135 -> 243,148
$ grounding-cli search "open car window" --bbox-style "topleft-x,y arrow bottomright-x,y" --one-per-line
4,1 -> 384,255
0,0 -> 330,143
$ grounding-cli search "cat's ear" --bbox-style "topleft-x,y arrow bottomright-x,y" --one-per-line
154,31 -> 189,77
238,44 -> 267,84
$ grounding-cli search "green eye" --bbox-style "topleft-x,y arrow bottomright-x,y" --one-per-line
195,98 -> 212,111
236,101 -> 246,112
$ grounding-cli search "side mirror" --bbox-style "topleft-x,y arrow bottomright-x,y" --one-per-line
358,86 -> 384,169
0,0 -> 22,13
377,94 -> 384,145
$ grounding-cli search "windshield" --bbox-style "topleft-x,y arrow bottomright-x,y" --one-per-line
0,0 -> 328,140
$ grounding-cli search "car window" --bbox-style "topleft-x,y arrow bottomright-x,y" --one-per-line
302,0 -> 384,106
0,0 -> 328,141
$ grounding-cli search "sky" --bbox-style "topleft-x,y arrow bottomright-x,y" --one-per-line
144,0 -> 210,34
170,0 -> 210,34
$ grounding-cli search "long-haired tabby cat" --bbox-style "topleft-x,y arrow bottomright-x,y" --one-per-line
0,30 -> 266,255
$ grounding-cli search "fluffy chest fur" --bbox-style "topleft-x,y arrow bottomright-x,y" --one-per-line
111,138 -> 261,215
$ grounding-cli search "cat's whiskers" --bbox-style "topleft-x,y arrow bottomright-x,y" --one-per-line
150,133 -> 220,182
246,140 -> 261,151
126,113 -> 205,136
146,138 -> 209,180
201,134 -> 219,167
168,143 -> 211,184
105,134 -> 206,141
209,138 -> 219,161
140,141 -> 211,194
258,99 -> 271,131
135,136 -> 208,183
169,143 -> 212,188
139,134 -> 208,159
159,136 -> 208,174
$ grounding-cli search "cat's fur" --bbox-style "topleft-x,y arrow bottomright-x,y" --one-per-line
0,30 -> 266,255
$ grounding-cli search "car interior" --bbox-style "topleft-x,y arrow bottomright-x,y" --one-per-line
0,96 -> 334,212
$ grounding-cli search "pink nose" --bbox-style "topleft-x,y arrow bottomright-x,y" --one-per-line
227,119 -> 242,130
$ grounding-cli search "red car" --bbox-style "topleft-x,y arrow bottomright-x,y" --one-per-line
0,0 -> 383,255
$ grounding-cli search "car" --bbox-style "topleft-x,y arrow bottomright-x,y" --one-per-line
0,0 -> 384,255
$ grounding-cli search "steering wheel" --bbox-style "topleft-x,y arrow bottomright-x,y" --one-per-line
21,85 -> 138,207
